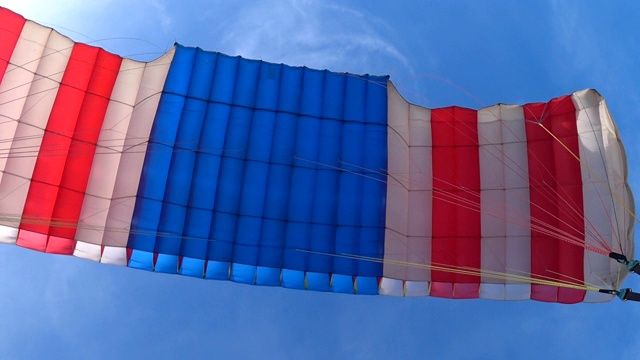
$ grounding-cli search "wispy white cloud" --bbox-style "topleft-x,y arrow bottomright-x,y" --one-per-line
210,0 -> 412,76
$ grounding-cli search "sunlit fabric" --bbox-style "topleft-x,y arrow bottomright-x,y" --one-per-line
0,7 -> 634,303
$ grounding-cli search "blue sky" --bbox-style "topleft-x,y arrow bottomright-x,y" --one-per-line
0,1 -> 639,359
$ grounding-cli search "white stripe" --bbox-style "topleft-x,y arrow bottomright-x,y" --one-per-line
381,83 -> 433,296
572,89 -> 633,302
478,104 -> 531,300
73,50 -> 175,263
97,48 -> 175,263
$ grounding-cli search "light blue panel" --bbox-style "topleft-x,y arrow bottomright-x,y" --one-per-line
256,266 -> 281,286
281,269 -> 305,290
331,274 -> 354,294
205,260 -> 230,280
128,250 -> 154,271
155,254 -> 178,274
356,276 -> 379,295
180,257 -> 205,278
306,272 -> 330,292
231,263 -> 256,284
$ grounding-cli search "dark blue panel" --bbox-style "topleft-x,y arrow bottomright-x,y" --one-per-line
277,66 -> 302,114
255,62 -> 281,110
343,75 -> 366,122
234,216 -> 261,265
358,227 -> 384,276
234,58 -> 260,108
257,218 -> 285,267
322,71 -> 345,119
129,46 -> 195,252
366,75 -> 388,124
334,226 -> 358,275
300,68 -> 323,118
208,212 -> 235,261
210,53 -> 238,105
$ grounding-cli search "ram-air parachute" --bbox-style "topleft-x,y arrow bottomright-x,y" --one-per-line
0,7 -> 635,303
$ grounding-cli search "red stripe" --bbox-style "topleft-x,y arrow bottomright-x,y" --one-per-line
524,96 -> 585,303
18,44 -> 121,254
0,8 -> 26,84
430,107 -> 481,298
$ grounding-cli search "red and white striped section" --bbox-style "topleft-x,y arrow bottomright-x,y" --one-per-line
382,84 -> 633,303
0,9 -> 173,264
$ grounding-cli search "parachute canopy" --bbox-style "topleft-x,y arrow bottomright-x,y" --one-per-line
0,7 -> 634,303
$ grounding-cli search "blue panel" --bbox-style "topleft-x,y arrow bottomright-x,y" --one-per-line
282,269 -> 305,290
255,62 -> 281,110
129,46 -> 194,252
208,212 -> 235,261
231,263 -> 256,284
322,71 -> 345,119
277,66 -> 302,114
257,218 -> 285,267
306,272 -> 330,292
234,58 -> 260,108
331,274 -> 354,294
180,257 -> 205,278
129,44 -> 390,290
235,216 -> 261,265
210,53 -> 238,105
256,266 -> 280,286
205,260 -> 230,280
300,68 -> 323,118
128,250 -> 154,271
155,254 -> 178,274
366,75 -> 388,124
356,276 -> 379,295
